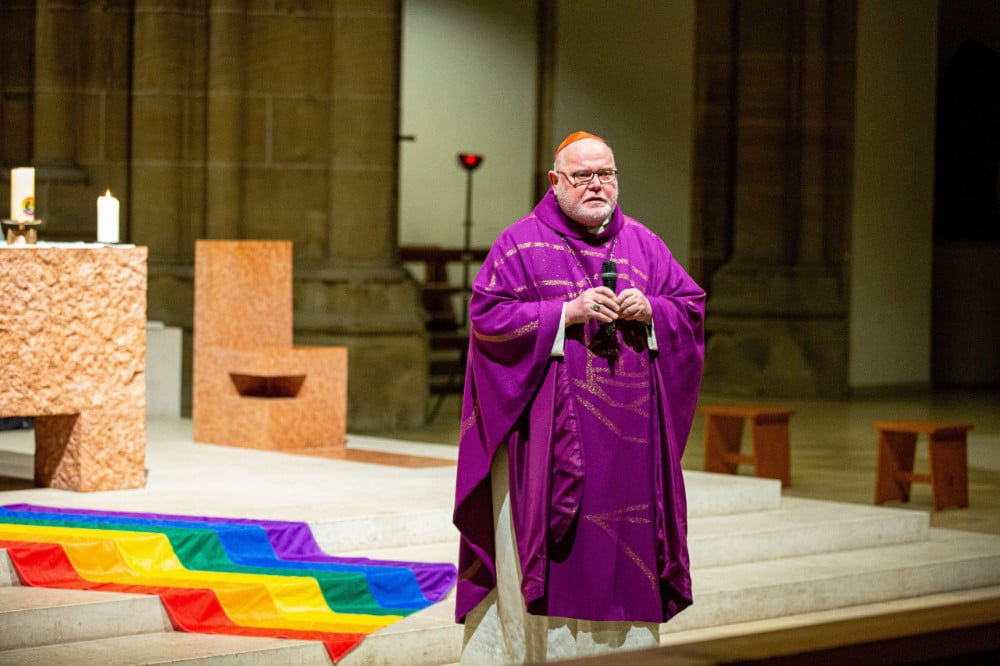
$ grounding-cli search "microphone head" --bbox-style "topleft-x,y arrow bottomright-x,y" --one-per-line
601,260 -> 617,291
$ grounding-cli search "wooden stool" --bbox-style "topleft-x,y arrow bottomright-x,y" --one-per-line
702,405 -> 794,487
874,420 -> 973,511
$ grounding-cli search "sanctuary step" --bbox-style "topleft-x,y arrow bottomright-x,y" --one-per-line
328,503 -> 1000,665
0,557 -> 328,665
0,584 -> 169,651
2,423 -> 1000,665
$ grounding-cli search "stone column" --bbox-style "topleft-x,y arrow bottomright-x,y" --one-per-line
533,0 -> 557,202
697,0 -> 856,397
32,0 -> 77,169
129,0 -> 207,261
28,1 -> 106,237
204,0 -> 246,240
293,1 -> 428,431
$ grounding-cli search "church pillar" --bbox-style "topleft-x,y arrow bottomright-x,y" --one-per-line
32,0 -> 77,169
204,0 -> 245,240
696,0 -> 856,397
294,1 -> 428,431
28,1 -> 120,234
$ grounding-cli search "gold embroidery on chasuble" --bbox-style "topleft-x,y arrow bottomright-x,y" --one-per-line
570,351 -> 651,444
484,241 -> 568,293
471,320 -> 539,344
458,559 -> 483,582
618,257 -> 650,287
459,401 -> 480,440
583,504 -> 659,592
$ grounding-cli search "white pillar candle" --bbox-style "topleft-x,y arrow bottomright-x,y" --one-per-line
97,190 -> 120,243
10,167 -> 35,222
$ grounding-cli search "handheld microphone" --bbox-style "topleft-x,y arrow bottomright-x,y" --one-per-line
601,260 -> 617,335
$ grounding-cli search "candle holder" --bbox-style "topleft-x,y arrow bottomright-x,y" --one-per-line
2,219 -> 43,245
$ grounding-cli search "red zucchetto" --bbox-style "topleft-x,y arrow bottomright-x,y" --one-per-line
554,131 -> 607,158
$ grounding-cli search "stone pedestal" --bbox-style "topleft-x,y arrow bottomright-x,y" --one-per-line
0,244 -> 147,491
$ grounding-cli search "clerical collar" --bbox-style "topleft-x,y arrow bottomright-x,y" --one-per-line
587,217 -> 612,235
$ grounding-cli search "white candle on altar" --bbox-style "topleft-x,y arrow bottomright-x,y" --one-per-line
10,167 -> 35,222
97,190 -> 120,243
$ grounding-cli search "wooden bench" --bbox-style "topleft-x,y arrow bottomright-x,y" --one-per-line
873,420 -> 973,511
702,405 -> 794,487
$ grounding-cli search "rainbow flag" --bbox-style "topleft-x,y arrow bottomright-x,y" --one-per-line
0,503 -> 457,662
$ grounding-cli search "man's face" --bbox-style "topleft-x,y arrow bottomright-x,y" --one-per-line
548,138 -> 618,228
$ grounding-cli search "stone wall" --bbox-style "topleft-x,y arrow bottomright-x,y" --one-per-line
2,1 -> 427,431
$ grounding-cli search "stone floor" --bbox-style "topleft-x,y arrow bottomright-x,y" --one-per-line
2,388 -> 997,534
1,387 -> 998,664
370,388 -> 1000,536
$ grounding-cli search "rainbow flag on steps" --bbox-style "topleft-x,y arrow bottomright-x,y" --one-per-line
0,503 -> 457,662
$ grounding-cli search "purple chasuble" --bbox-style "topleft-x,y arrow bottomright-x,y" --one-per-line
453,189 -> 705,624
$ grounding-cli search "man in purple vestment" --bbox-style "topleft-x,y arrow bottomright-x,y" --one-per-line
453,132 -> 705,662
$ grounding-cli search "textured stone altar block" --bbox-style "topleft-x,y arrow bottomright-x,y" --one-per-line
193,240 -> 347,451
0,244 -> 147,491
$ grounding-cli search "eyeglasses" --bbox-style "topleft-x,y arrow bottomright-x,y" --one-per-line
555,168 -> 618,187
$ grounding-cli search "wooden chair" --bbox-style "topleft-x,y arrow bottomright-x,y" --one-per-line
193,240 -> 347,451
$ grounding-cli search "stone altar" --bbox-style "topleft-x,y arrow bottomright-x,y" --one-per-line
0,244 -> 147,491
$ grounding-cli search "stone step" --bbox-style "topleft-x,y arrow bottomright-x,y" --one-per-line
0,629 -> 328,666
333,524 -> 1000,666
669,527 -> 1000,633
0,585 -> 171,651
0,551 -> 16,588
4,518 -> 999,666
688,497 -> 930,567
0,562 -> 336,664
657,584 -> 1000,650
332,502 -> 930,574
685,470 -> 783,518
305,470 -> 783,554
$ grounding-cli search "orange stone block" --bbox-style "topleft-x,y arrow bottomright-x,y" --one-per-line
193,240 -> 347,451
0,245 -> 148,491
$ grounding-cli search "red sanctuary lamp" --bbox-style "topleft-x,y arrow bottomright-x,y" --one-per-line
456,153 -> 484,328
458,153 -> 484,171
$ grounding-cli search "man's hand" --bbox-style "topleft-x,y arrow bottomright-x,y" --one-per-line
616,288 -> 652,324
565,287 -> 619,326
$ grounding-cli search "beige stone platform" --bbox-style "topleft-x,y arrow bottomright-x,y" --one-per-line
0,244 -> 147,491
1,402 -> 1000,664
193,240 -> 347,451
